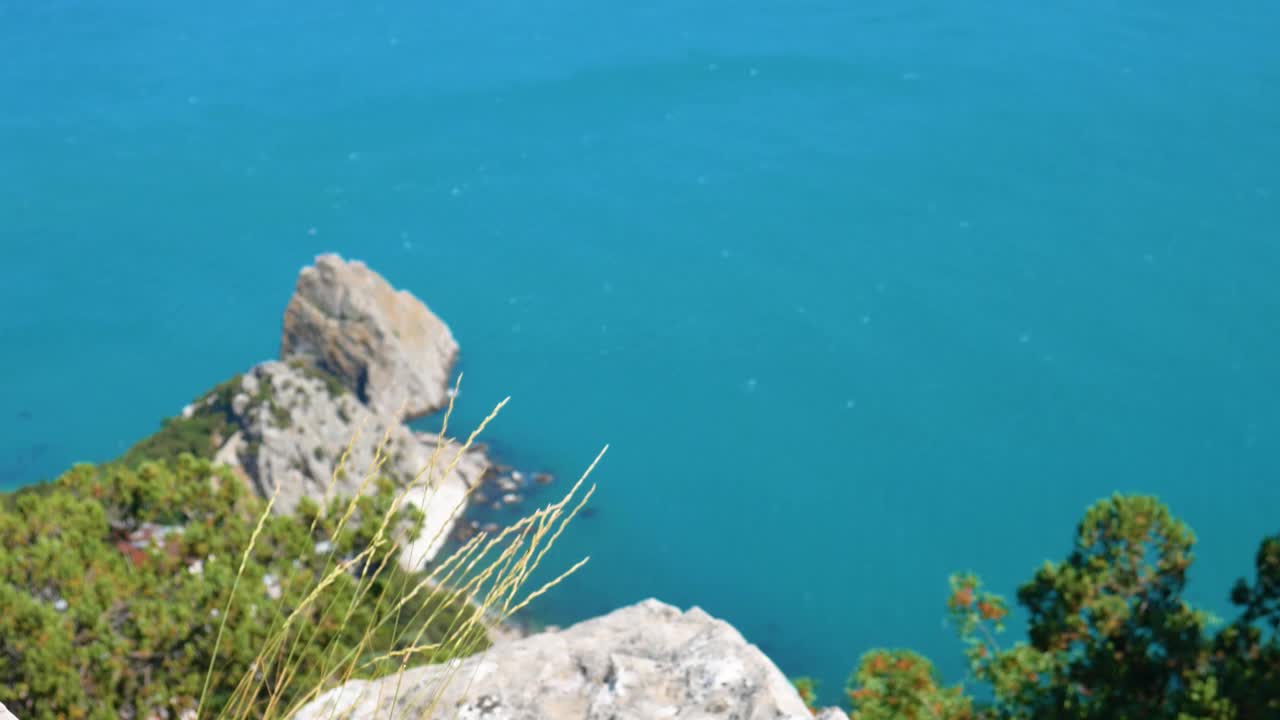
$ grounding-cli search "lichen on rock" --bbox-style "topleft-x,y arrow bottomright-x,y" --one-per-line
294,599 -> 825,720
281,253 -> 459,422
211,360 -> 486,568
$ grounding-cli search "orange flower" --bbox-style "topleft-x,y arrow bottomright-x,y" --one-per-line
896,658 -> 913,671
951,587 -> 975,609
977,600 -> 1004,621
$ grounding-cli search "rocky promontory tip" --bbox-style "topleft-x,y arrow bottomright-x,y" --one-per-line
281,253 -> 459,422
121,253 -> 485,568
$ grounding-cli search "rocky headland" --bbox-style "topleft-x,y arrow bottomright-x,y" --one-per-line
111,253 -> 562,571
120,253 -> 498,571
0,254 -> 843,719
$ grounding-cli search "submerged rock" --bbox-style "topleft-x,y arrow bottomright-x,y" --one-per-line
293,599 -> 828,720
211,360 -> 487,568
281,253 -> 459,421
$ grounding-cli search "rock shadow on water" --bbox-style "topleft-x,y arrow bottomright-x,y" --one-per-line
443,450 -> 602,559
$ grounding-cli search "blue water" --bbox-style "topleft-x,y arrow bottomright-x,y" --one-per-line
4,0 -> 1279,703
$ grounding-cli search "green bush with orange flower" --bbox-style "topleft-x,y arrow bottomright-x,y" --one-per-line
794,495 -> 1280,719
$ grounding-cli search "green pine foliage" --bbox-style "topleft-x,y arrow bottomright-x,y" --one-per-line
1213,535 -> 1280,719
845,648 -> 976,720
0,455 -> 487,720
798,495 -> 1279,719
792,676 -> 821,714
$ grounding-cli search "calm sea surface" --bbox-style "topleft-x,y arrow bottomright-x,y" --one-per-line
3,0 -> 1279,700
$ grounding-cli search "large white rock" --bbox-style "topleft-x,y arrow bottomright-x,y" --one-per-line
294,599 -> 834,720
0,702 -> 16,720
210,360 -> 486,568
281,253 -> 459,421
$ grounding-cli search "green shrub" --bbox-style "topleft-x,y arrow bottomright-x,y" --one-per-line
825,495 -> 1280,720
0,456 -> 486,720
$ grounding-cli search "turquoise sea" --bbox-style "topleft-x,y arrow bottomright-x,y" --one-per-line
3,0 -> 1279,701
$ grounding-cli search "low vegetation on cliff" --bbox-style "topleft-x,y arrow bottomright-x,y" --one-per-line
0,455 -> 476,719
0,415 -> 594,720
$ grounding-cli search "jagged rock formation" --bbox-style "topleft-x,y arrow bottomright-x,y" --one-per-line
204,360 -> 486,568
281,253 -> 459,421
153,254 -> 481,568
294,599 -> 842,720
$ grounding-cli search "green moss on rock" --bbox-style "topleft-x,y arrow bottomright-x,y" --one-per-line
286,357 -> 350,399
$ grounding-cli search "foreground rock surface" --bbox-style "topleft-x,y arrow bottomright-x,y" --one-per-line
209,360 -> 486,567
295,599 -> 831,720
0,702 -> 15,720
282,253 -> 459,421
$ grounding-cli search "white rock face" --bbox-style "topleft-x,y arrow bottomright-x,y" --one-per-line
210,361 -> 487,568
0,702 -> 16,720
281,253 -> 459,421
294,599 -> 833,720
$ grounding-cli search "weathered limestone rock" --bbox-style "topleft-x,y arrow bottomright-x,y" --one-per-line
281,253 -> 459,421
0,702 -> 16,720
294,599 -> 829,720
209,360 -> 486,568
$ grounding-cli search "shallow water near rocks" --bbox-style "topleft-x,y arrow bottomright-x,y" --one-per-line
3,0 -> 1280,700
